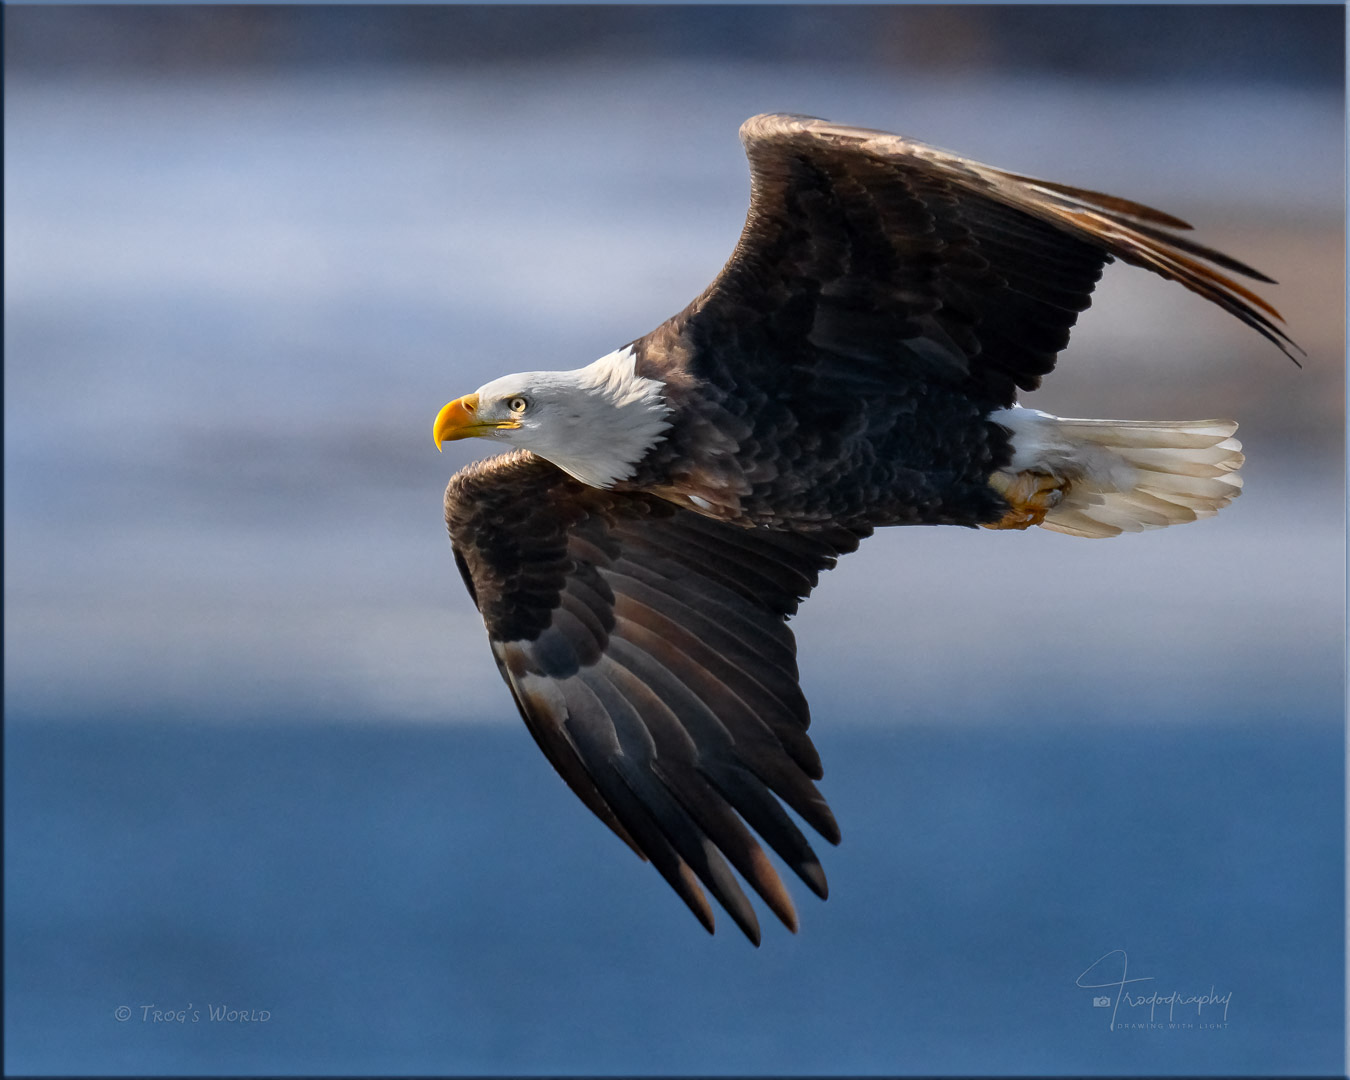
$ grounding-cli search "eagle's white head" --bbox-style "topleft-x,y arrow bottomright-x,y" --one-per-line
433,346 -> 672,489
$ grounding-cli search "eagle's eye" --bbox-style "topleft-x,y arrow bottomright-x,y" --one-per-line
509,396 -> 529,414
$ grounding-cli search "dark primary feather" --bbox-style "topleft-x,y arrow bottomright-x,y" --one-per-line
446,450 -> 868,943
625,114 -> 1299,531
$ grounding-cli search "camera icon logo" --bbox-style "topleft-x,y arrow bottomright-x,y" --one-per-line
1092,996 -> 1112,1008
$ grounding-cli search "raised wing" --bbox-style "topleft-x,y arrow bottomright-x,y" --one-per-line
645,113 -> 1298,411
445,450 -> 868,943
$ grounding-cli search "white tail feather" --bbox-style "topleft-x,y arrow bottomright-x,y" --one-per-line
990,408 -> 1244,539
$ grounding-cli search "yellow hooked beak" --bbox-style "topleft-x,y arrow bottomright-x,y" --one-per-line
432,393 -> 521,450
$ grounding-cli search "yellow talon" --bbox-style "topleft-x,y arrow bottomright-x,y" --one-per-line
984,471 -> 1066,531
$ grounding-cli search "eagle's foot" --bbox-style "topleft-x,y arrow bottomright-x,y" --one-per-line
984,470 -> 1065,531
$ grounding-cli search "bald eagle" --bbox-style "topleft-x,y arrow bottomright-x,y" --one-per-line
433,115 -> 1298,944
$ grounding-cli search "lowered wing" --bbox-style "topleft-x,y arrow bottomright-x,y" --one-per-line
445,450 -> 868,943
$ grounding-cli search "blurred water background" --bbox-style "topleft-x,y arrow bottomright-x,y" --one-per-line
5,6 -> 1345,1076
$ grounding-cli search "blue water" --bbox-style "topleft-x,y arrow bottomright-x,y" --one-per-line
5,713 -> 1342,1076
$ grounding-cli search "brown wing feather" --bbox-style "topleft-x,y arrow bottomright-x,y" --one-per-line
661,113 -> 1298,404
737,114 -> 1301,362
445,450 -> 867,942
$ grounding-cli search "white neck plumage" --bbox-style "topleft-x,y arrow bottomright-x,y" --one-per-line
482,346 -> 672,489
